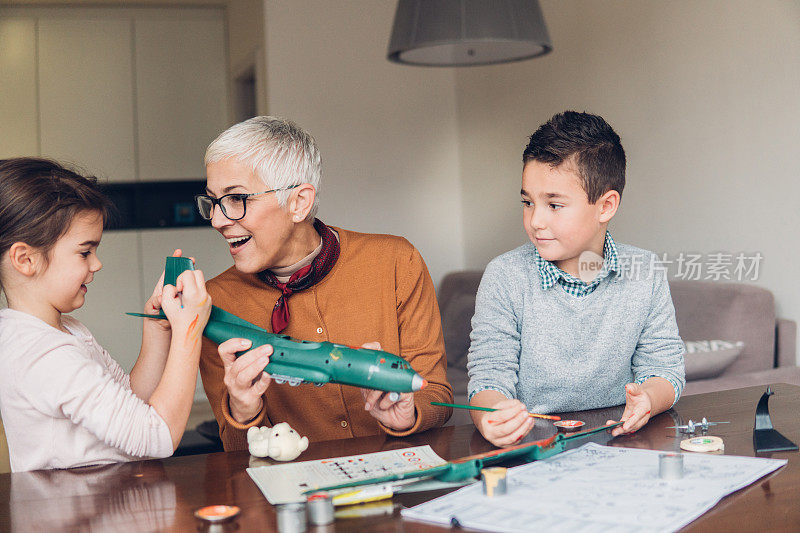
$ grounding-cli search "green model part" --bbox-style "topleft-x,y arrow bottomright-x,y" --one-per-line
127,257 -> 426,394
303,421 -> 624,494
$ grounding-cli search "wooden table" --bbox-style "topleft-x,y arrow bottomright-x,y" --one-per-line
2,384 -> 799,531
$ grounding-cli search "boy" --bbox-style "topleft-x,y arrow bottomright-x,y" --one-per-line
467,111 -> 685,447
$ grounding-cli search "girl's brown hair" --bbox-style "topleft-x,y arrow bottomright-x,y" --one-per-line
0,158 -> 113,266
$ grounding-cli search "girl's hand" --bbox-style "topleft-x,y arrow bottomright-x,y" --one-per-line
161,269 -> 212,339
143,249 -> 186,332
477,399 -> 535,447
607,383 -> 653,436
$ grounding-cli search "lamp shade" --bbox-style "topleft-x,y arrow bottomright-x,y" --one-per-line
387,0 -> 552,67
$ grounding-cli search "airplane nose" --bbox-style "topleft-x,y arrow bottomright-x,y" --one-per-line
411,374 -> 426,391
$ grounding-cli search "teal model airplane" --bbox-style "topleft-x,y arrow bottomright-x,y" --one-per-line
127,257 -> 426,394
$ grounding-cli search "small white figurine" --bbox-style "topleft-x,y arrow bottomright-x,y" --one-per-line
247,422 -> 309,462
247,426 -> 272,458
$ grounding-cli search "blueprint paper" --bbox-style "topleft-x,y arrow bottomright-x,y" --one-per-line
247,445 -> 447,504
401,443 -> 786,532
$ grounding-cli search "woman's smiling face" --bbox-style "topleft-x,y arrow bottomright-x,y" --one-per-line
205,158 -> 296,274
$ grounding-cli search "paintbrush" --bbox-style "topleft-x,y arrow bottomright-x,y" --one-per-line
431,401 -> 561,421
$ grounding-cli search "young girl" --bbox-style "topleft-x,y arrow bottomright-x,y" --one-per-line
0,157 -> 212,472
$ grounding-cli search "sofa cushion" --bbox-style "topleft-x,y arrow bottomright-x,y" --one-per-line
684,340 -> 744,380
669,280 -> 775,375
683,366 -> 800,396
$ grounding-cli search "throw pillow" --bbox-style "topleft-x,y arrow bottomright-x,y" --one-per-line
683,340 -> 744,380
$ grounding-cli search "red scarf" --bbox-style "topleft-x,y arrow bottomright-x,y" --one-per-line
257,218 -> 340,333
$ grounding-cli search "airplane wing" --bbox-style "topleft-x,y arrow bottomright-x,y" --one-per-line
209,306 -> 266,331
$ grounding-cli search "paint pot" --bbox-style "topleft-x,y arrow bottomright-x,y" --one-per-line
194,505 -> 240,524
680,436 -> 724,453
306,492 -> 335,526
481,467 -> 508,497
658,453 -> 684,480
276,502 -> 307,533
553,420 -> 585,432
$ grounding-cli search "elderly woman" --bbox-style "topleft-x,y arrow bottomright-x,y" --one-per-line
197,116 -> 453,450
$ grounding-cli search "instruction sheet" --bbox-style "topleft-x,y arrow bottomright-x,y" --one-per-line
247,445 -> 447,504
401,443 -> 786,532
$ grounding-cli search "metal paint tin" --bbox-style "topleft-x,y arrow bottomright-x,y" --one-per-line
276,502 -> 307,533
194,505 -> 240,524
553,420 -> 585,432
659,453 -> 684,480
306,492 -> 335,526
481,467 -> 508,497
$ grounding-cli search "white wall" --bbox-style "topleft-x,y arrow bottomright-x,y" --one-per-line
262,0 -> 465,286
456,0 -> 800,358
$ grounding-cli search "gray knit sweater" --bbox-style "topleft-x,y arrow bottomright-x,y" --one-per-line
466,242 -> 685,413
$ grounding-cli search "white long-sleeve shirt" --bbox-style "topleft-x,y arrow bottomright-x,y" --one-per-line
0,308 -> 173,472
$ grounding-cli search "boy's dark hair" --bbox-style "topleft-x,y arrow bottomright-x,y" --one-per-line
0,158 -> 112,266
523,111 -> 625,203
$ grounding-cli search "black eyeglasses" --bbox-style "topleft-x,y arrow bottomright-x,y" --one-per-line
194,184 -> 301,221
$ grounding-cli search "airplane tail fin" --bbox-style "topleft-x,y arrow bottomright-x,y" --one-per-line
164,256 -> 195,286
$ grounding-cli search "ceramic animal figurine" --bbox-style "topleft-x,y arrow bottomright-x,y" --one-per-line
247,422 -> 309,461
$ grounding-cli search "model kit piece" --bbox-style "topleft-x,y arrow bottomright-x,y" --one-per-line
247,423 -> 309,461
753,386 -> 799,453
304,421 -> 623,495
128,257 -> 427,394
667,417 -> 730,434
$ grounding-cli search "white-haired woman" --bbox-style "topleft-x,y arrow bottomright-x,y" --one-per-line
196,116 -> 453,449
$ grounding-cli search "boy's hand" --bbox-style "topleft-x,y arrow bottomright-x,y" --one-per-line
476,399 -> 535,447
161,269 -> 212,339
607,383 -> 653,436
219,339 -> 272,424
358,342 -> 416,431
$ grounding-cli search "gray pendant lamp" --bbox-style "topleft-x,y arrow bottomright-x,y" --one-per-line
387,0 -> 552,67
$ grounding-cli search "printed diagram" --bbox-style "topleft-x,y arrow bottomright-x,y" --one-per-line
248,445 -> 446,504
402,443 -> 786,533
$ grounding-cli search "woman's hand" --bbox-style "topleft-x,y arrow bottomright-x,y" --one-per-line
361,389 -> 416,431
359,342 -> 416,431
218,339 -> 273,424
